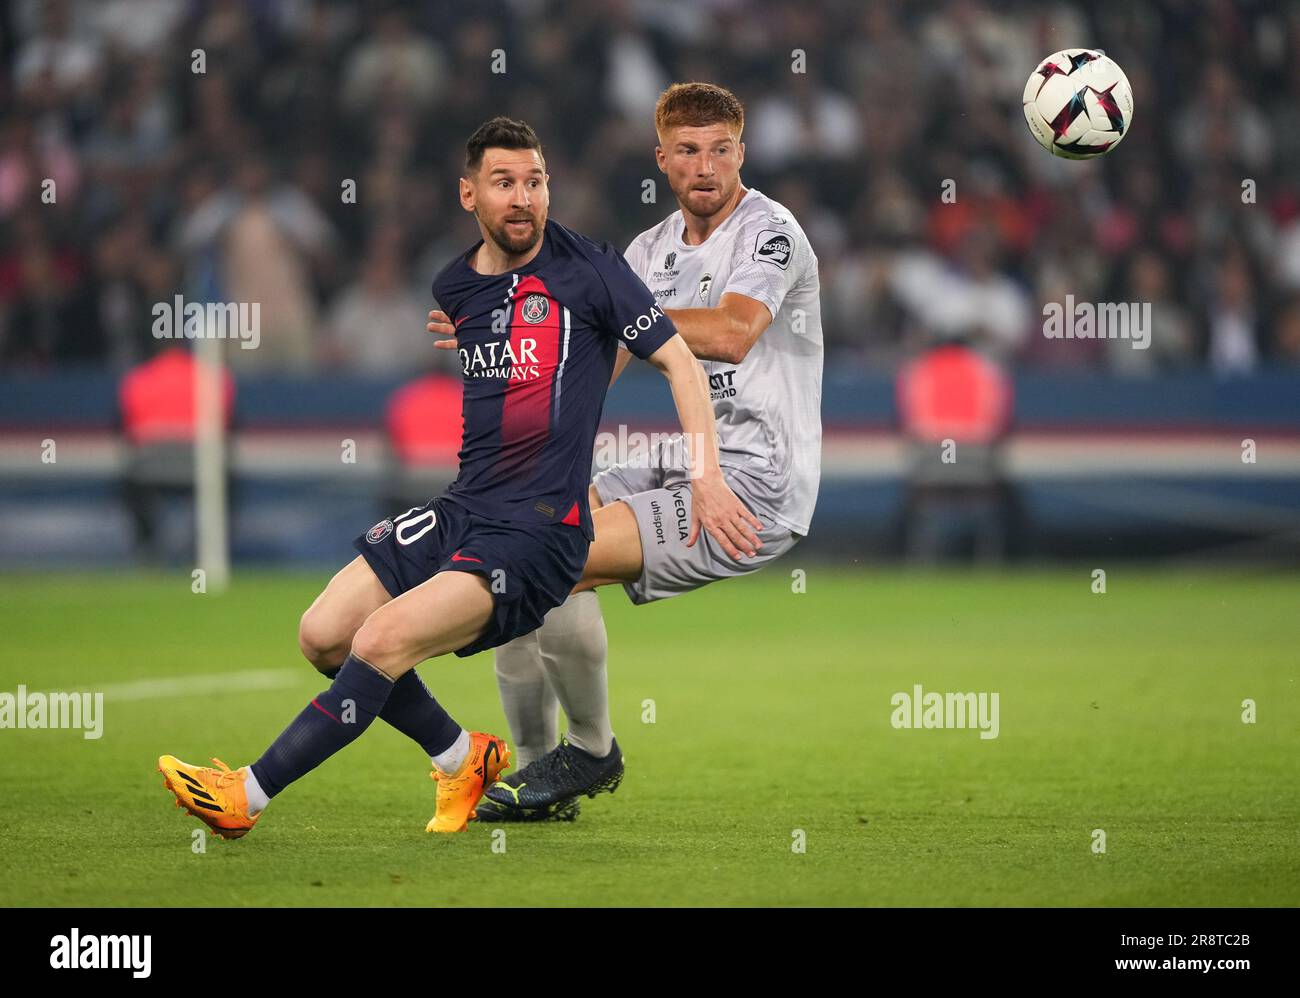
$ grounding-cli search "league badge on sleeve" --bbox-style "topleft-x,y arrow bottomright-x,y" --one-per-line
753,230 -> 792,269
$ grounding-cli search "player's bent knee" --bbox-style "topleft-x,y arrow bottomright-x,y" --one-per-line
298,606 -> 348,672
350,612 -> 413,672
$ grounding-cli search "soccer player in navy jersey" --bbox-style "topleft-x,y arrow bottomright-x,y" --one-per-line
157,117 -> 760,835
425,85 -> 823,822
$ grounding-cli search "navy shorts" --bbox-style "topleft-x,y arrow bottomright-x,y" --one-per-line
352,497 -> 589,658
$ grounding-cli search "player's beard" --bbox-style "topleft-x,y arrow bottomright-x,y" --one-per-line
481,208 -> 544,257
676,176 -> 738,220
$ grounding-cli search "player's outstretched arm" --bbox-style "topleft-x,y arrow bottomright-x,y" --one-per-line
429,294 -> 773,367
644,333 -> 763,559
663,292 -> 772,364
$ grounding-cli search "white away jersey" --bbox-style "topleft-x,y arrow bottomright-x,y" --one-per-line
624,188 -> 823,535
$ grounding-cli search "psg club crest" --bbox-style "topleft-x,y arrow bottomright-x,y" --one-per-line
522,293 -> 550,323
366,519 -> 393,544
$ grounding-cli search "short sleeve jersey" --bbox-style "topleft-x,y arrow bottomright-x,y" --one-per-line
432,219 -> 676,539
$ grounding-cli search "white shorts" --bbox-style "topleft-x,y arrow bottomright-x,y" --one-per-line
591,437 -> 801,605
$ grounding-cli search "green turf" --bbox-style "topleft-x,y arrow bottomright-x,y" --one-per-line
1,566 -> 1296,906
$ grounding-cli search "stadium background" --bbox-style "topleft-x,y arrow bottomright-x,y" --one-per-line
1,0 -> 1298,909
2,0 -> 1299,567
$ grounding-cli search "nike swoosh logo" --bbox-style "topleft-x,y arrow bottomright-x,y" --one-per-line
451,551 -> 482,563
454,315 -> 470,327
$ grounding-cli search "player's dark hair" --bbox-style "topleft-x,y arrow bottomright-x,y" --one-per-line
464,117 -> 544,176
655,82 -> 745,140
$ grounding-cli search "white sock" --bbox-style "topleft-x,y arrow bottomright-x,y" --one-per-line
432,727 -> 470,775
493,630 -> 560,769
538,592 -> 614,758
242,766 -> 269,815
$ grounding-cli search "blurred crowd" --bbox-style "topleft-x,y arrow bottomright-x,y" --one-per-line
4,0 -> 1300,377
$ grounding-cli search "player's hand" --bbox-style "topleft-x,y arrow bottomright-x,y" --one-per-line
427,309 -> 459,350
688,471 -> 764,559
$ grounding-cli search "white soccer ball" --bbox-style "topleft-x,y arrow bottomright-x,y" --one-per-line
1023,49 -> 1133,159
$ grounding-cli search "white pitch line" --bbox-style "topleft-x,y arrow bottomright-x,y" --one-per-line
100,669 -> 307,702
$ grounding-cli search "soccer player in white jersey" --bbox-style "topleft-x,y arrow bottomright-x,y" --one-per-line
429,83 -> 823,819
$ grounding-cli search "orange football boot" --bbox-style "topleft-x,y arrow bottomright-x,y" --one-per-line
426,732 -> 510,833
158,755 -> 260,840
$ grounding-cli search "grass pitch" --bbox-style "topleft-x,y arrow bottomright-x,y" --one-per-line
1,566 -> 1296,907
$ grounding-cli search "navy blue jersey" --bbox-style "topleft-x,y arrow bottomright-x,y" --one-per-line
432,220 -> 676,540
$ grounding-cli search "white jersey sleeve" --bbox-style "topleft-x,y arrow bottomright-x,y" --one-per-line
720,211 -> 813,320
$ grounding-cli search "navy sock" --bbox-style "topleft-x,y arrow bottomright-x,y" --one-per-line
321,665 -> 460,758
251,654 -> 394,798
382,670 -> 463,757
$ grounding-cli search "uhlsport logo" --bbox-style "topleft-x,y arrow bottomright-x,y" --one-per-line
699,273 -> 713,302
521,293 -> 549,323
50,929 -> 151,978
753,230 -> 792,269
647,485 -> 690,546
